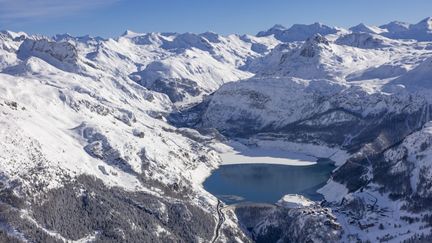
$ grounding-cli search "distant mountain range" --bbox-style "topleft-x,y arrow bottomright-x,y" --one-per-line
1,17 -> 432,242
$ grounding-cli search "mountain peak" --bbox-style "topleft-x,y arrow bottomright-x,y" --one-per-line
380,21 -> 410,33
0,30 -> 27,40
160,32 -> 213,52
257,22 -> 338,42
311,22 -> 325,27
122,29 -> 143,38
349,23 -> 385,34
381,17 -> 432,41
419,16 -> 432,23
411,17 -> 432,31
256,24 -> 287,38
199,31 -> 221,43
350,23 -> 370,31
307,33 -> 330,45
53,33 -> 73,41
299,34 -> 330,57
271,24 -> 287,30
53,33 -> 105,43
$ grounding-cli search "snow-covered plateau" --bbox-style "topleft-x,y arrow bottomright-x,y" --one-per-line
2,17 -> 432,242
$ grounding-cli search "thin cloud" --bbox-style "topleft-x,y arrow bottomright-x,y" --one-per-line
0,0 -> 119,20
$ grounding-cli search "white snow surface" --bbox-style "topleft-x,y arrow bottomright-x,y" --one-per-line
2,16 -> 432,241
0,30 -> 230,202
276,194 -> 314,208
349,23 -> 387,34
317,179 -> 349,202
218,143 -> 316,166
196,18 -> 432,241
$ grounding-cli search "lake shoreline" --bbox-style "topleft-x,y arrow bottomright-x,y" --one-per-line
204,162 -> 335,204
219,147 -> 318,166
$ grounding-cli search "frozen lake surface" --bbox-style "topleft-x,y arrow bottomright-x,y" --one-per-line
219,146 -> 317,166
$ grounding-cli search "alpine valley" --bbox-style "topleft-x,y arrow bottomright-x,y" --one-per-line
2,17 -> 432,243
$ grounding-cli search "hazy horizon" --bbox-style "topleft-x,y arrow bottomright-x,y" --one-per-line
1,0 -> 431,37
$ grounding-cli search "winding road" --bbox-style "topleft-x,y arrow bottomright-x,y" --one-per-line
211,199 -> 225,243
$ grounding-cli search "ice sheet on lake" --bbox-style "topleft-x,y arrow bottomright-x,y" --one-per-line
220,146 -> 317,166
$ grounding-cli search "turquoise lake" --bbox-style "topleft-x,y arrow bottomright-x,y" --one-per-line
203,159 -> 334,204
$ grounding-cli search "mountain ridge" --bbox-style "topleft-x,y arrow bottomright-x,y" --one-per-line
2,17 -> 432,242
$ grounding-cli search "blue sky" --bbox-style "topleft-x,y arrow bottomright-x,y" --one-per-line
0,0 -> 431,37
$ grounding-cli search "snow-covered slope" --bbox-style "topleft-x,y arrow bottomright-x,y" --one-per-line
174,17 -> 432,242
248,34 -> 407,81
257,22 -> 342,42
122,31 -> 278,106
387,57 -> 432,91
335,32 -> 397,49
2,16 -> 432,243
0,31 -> 253,243
0,31 -> 24,70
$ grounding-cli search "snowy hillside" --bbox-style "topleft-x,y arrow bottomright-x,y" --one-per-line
121,31 -> 278,106
182,17 -> 432,242
2,16 -> 432,242
0,30 -> 252,242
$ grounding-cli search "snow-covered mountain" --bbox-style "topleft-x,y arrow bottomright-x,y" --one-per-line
381,17 -> 432,41
349,23 -> 386,34
0,30 -> 254,243
2,17 -> 432,243
380,21 -> 411,34
121,31 -> 278,106
257,22 -> 342,42
175,18 -> 432,242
